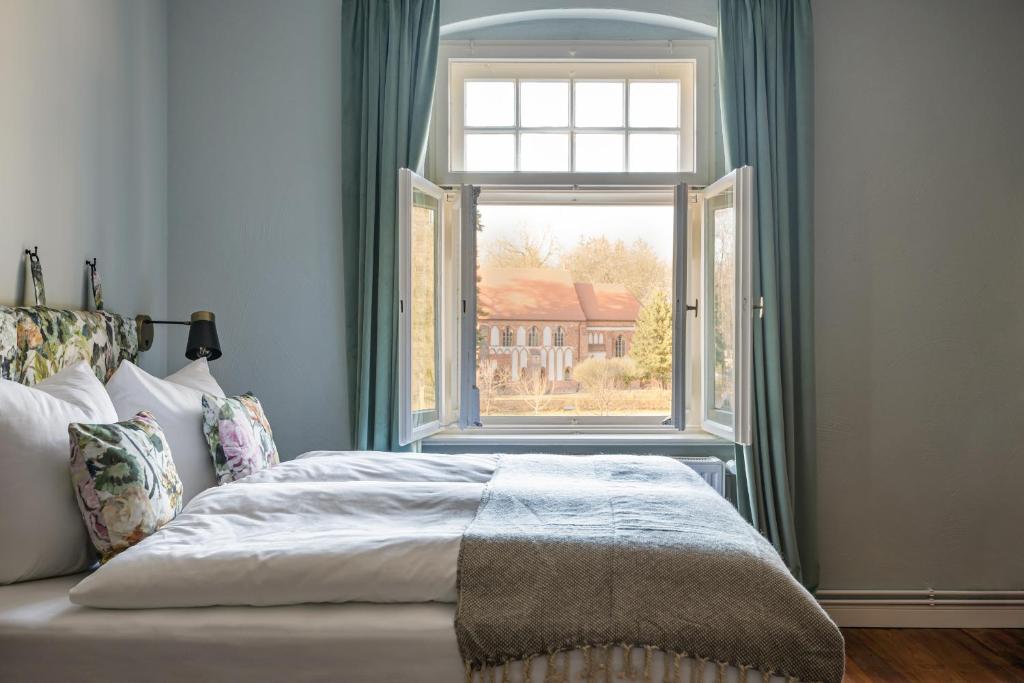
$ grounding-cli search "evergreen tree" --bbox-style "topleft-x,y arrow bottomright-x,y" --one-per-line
631,289 -> 673,385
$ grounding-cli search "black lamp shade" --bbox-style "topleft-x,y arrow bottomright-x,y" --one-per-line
185,311 -> 222,361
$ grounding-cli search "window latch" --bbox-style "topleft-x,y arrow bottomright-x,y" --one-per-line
685,299 -> 698,317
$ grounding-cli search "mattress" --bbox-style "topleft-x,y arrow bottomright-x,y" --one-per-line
0,573 -> 464,682
0,575 -> 786,683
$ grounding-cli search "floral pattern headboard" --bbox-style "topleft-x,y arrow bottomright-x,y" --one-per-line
0,306 -> 138,386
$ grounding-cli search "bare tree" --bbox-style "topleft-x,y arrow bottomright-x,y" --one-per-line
572,357 -> 637,416
561,236 -> 670,303
476,363 -> 510,416
513,369 -> 552,415
482,228 -> 559,269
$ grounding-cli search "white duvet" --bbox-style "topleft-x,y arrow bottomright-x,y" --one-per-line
70,452 -> 498,609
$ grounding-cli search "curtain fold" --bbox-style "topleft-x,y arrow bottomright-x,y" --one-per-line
341,0 -> 440,451
718,0 -> 817,588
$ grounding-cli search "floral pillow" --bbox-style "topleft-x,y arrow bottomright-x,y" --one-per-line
69,411 -> 183,562
201,393 -> 279,484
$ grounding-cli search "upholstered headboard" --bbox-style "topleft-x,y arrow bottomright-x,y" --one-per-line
0,306 -> 138,386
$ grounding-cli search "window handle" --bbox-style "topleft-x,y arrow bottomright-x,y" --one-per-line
752,296 -> 764,319
685,299 -> 698,317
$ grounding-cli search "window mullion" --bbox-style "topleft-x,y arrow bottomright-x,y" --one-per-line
618,77 -> 626,175
514,78 -> 520,172
569,77 -> 576,172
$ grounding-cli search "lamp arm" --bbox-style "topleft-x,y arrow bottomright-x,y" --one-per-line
136,315 -> 190,352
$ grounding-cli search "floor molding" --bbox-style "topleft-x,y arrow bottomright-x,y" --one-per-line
817,590 -> 1024,628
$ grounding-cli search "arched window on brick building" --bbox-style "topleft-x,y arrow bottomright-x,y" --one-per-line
501,326 -> 514,346
554,326 -> 565,346
614,335 -> 626,358
527,326 -> 540,346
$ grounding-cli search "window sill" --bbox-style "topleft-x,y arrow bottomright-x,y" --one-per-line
424,428 -> 731,449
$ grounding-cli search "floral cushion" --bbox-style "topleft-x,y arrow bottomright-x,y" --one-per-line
201,394 -> 279,484
69,411 -> 183,562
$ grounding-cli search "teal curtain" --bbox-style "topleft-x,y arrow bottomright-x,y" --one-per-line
341,0 -> 439,450
718,0 -> 817,588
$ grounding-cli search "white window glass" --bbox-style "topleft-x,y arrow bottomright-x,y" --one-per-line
520,81 -> 569,128
475,201 -> 674,421
710,197 -> 736,416
465,134 -> 515,172
574,81 -> 624,128
628,133 -> 679,172
464,80 -> 515,127
520,133 -> 570,172
574,133 -> 625,172
628,81 -> 680,128
410,189 -> 439,429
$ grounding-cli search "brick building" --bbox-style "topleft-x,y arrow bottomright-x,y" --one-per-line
477,267 -> 641,382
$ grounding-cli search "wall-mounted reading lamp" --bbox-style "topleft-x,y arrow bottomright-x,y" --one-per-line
136,311 -> 222,360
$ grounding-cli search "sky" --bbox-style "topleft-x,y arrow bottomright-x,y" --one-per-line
476,204 -> 675,264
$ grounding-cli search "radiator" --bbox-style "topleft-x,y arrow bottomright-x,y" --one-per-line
673,456 -> 726,497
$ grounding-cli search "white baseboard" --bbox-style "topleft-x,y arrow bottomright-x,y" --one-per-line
817,590 -> 1024,628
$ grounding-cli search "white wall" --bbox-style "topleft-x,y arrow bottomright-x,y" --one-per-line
0,0 -> 168,375
167,0 -> 349,458
813,0 -> 1024,590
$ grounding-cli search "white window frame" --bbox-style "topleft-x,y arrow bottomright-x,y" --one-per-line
399,172 -> 756,444
468,185 -> 689,432
700,166 -> 754,445
397,168 -> 462,446
428,40 -> 715,187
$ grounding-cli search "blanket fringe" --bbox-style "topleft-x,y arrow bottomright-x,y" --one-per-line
463,647 -> 804,683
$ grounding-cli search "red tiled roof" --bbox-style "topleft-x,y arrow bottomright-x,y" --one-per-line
478,267 -> 640,323
574,282 -> 641,322
478,268 -> 586,321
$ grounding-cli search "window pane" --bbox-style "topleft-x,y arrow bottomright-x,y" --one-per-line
574,81 -> 624,127
465,80 -> 514,127
709,190 -> 736,418
574,133 -> 624,172
465,134 -> 515,172
520,133 -> 569,172
520,81 -> 569,128
476,203 -> 674,420
628,133 -> 679,172
411,189 -> 439,427
628,81 -> 679,128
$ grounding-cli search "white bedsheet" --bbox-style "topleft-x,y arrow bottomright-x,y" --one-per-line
0,574 -> 782,683
71,451 -> 498,609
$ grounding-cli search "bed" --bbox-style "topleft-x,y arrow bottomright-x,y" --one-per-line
1,575 -> 802,683
0,306 -> 843,683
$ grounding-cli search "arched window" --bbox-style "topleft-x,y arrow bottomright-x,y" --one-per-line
502,326 -> 514,346
527,326 -> 539,346
554,326 -> 565,346
614,335 -> 626,358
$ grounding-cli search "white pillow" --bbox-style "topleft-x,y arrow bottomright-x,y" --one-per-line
105,360 -> 224,504
0,362 -> 118,584
165,357 -> 226,396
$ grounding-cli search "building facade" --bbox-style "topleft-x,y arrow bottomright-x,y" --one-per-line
477,267 -> 640,382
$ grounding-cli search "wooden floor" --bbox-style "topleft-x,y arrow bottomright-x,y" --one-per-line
842,628 -> 1024,682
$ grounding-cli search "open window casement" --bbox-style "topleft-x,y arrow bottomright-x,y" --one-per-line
398,168 -> 475,446
699,166 -> 754,445
400,164 -> 754,445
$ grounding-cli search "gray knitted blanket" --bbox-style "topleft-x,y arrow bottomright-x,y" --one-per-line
455,454 -> 844,683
